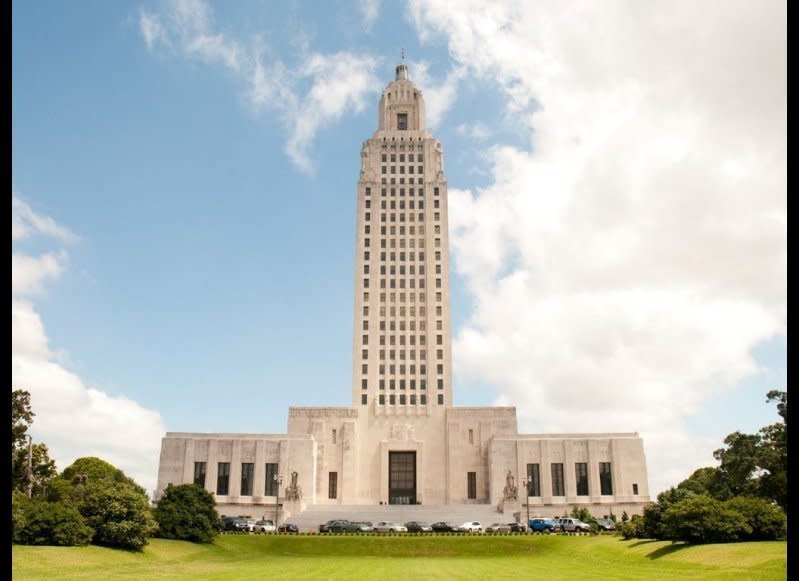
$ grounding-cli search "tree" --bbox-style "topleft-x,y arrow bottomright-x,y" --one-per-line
660,495 -> 749,544
12,389 -> 34,451
154,484 -> 221,543
757,390 -> 787,511
11,389 -> 57,497
52,457 -> 157,551
723,496 -> 786,541
677,466 -> 731,500
15,499 -> 94,547
569,505 -> 594,523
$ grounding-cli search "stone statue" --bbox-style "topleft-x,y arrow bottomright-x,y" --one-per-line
285,471 -> 302,501
503,470 -> 518,501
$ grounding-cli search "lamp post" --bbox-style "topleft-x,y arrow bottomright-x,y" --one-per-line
273,473 -> 283,528
521,477 -> 530,531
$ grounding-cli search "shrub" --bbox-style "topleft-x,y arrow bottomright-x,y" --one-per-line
723,496 -> 786,540
12,491 -> 30,543
154,484 -> 221,543
660,495 -> 749,544
80,484 -> 157,551
620,515 -> 645,540
15,499 -> 93,546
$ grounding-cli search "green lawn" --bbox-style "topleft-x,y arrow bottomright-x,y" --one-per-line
12,534 -> 786,580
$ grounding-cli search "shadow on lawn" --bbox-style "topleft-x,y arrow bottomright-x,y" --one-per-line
625,539 -> 692,560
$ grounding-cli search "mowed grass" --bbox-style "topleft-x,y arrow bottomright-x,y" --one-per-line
12,534 -> 786,580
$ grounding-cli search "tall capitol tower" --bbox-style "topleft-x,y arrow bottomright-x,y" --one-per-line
352,62 -> 452,412
155,63 -> 650,516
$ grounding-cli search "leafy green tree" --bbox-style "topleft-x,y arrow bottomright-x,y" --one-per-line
154,484 -> 221,543
80,483 -> 157,550
660,495 -> 749,544
15,499 -> 94,546
569,505 -> 594,522
723,496 -> 786,541
12,491 -> 30,543
12,389 -> 34,451
51,457 -> 156,551
676,466 -> 731,500
757,390 -> 787,511
640,486 -> 695,540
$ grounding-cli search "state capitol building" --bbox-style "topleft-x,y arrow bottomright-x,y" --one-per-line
155,63 -> 651,520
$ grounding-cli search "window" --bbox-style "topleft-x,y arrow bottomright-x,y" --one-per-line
328,472 -> 338,499
468,429 -> 474,444
241,462 -> 254,496
575,462 -> 588,496
633,483 -> 639,495
362,349 -> 368,360
193,462 -> 206,488
420,394 -> 427,404
437,379 -> 444,389
437,394 -> 443,405
467,472 -> 477,499
526,463 -> 541,497
600,462 -> 613,495
216,462 -> 230,495
379,394 -> 385,405
361,394 -> 367,405
265,463 -> 278,496
361,379 -> 367,390
551,463 -> 564,496
332,429 -> 337,444
397,113 -> 408,130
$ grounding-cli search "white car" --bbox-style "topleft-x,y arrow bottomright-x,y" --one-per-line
456,521 -> 483,533
373,521 -> 408,533
252,519 -> 276,533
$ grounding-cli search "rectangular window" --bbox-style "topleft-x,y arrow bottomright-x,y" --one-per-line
193,461 -> 206,488
600,462 -> 613,495
575,462 -> 588,496
420,394 -> 427,404
551,463 -> 564,496
241,462 -> 254,496
526,463 -> 541,497
361,394 -> 367,405
467,472 -> 477,499
265,463 -> 278,496
437,394 -> 444,405
328,472 -> 338,499
397,113 -> 408,130
633,483 -> 639,495
361,379 -> 368,389
216,462 -> 230,496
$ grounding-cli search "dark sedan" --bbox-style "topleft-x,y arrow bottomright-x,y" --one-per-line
278,523 -> 300,533
405,521 -> 433,532
319,519 -> 348,533
430,521 -> 457,532
507,522 -> 527,533
326,520 -> 361,533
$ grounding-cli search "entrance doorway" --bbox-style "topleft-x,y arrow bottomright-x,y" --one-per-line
388,451 -> 416,504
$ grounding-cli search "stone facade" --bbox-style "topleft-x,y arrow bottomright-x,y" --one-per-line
154,64 -> 651,519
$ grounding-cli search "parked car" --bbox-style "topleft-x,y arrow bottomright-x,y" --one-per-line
528,518 -> 556,532
319,519 -> 352,533
353,521 -> 375,532
278,523 -> 299,533
405,521 -> 433,532
252,519 -> 276,533
507,522 -> 527,533
554,517 -> 591,532
456,521 -> 483,533
431,521 -> 457,532
327,520 -> 361,533
485,523 -> 512,533
374,521 -> 408,533
594,518 -> 616,531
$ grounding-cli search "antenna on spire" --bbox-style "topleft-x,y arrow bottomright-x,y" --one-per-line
401,47 -> 405,61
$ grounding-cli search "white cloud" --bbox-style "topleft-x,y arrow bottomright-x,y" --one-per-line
12,196 -> 77,243
359,0 -> 381,30
409,61 -> 465,128
412,0 -> 786,496
11,198 -> 165,495
456,122 -> 490,139
12,251 -> 68,296
139,0 -> 382,172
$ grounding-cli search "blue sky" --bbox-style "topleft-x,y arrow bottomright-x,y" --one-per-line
12,0 -> 786,498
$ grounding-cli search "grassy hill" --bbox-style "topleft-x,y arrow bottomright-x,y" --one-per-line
12,534 -> 787,580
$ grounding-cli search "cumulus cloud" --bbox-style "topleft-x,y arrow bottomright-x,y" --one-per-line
12,196 -> 77,242
11,197 -> 165,495
139,0 -> 382,173
411,0 -> 786,495
409,60 -> 465,128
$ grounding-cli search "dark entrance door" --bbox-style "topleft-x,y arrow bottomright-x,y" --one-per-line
389,451 -> 416,505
